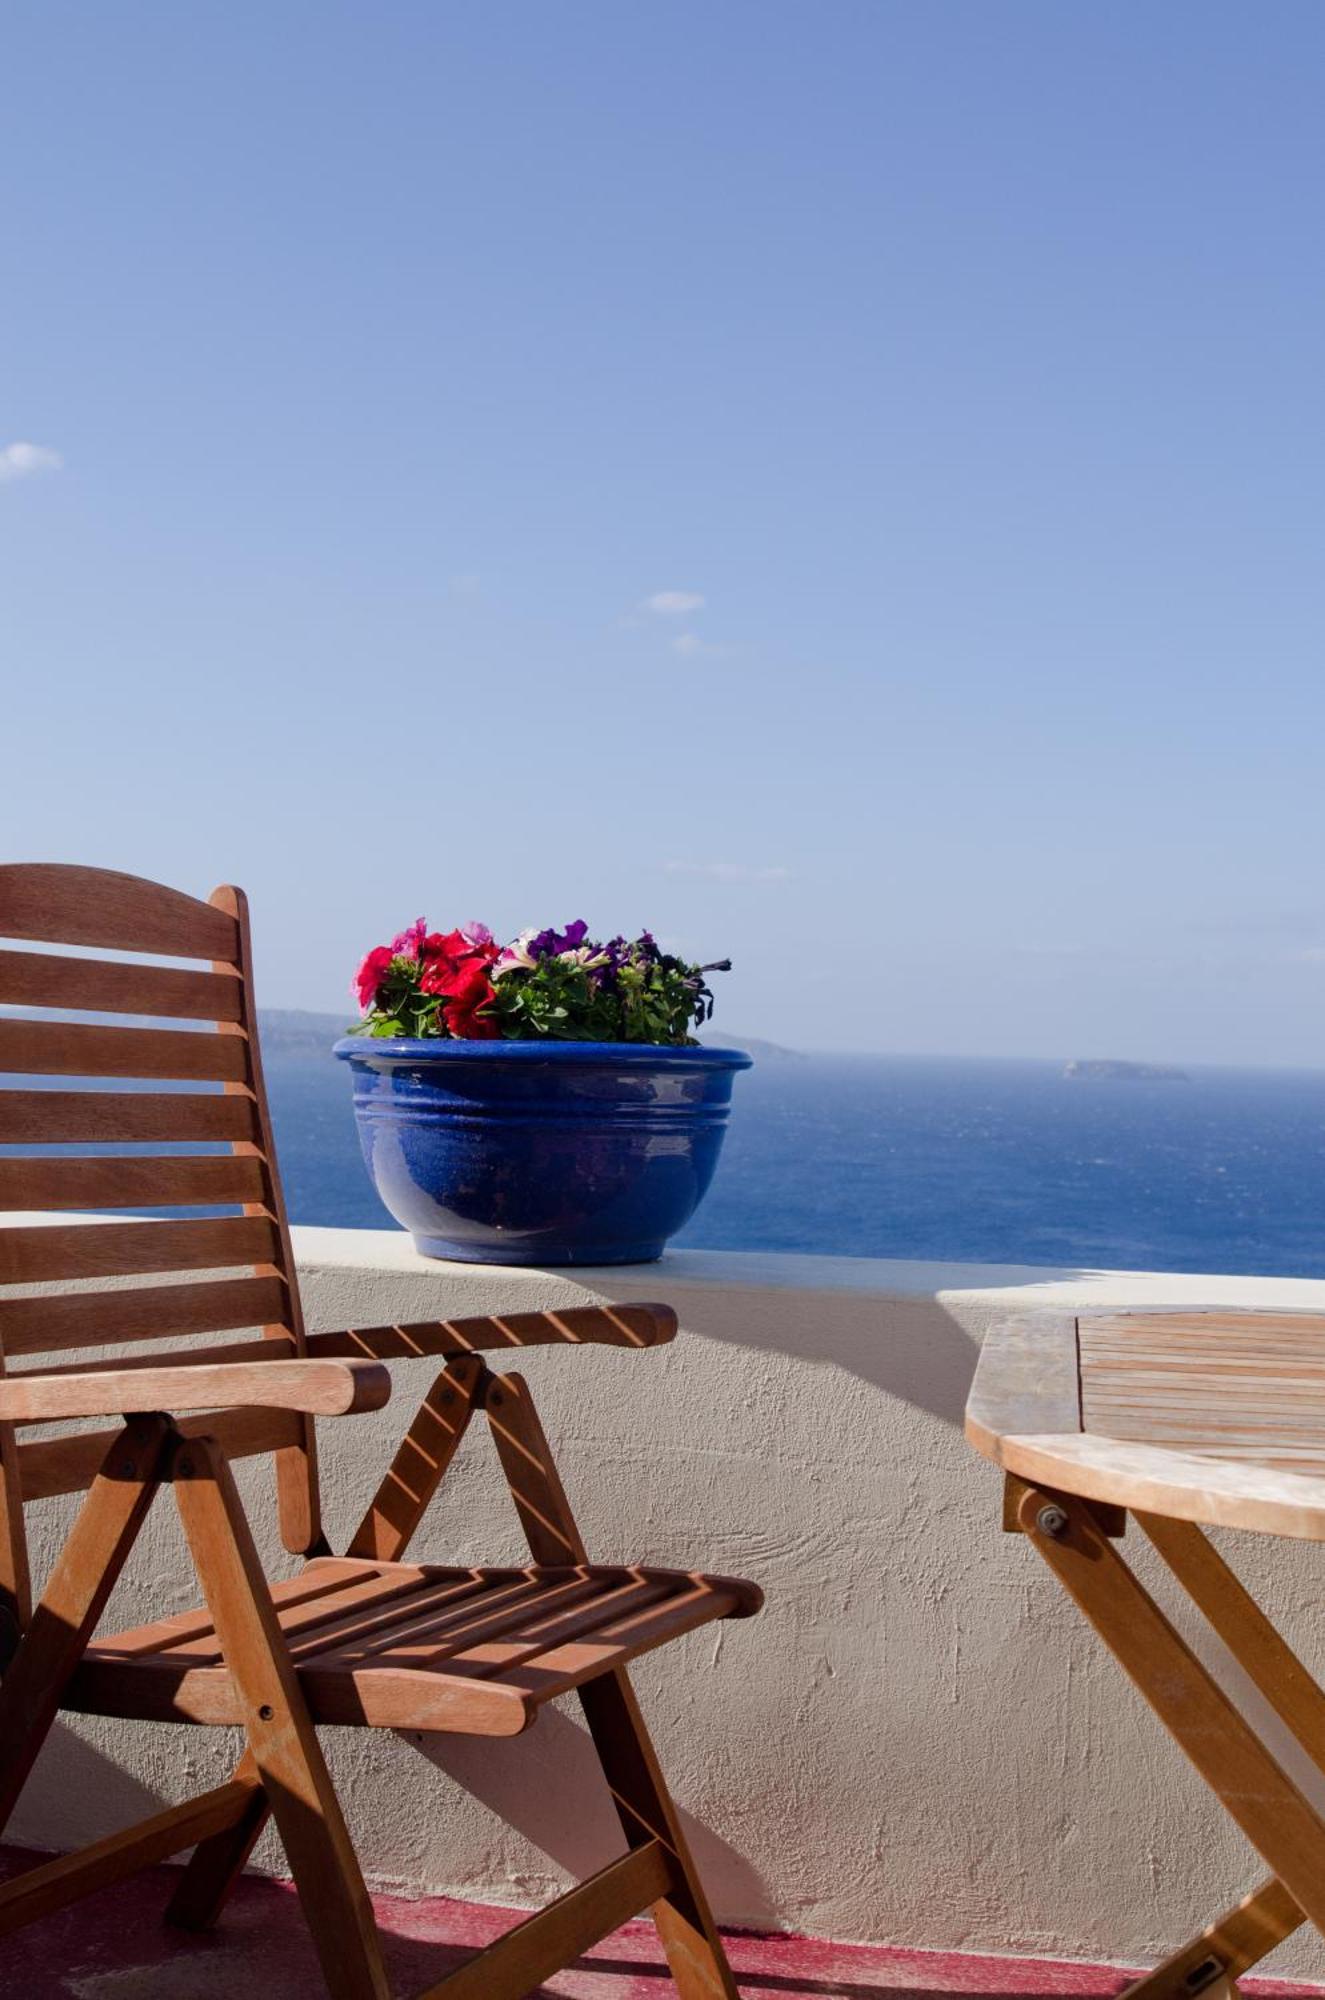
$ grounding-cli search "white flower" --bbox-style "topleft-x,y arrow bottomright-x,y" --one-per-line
559,946 -> 611,970
491,929 -> 539,980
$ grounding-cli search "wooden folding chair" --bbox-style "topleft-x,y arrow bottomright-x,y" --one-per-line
0,863 -> 762,1999
966,1308 -> 1325,2000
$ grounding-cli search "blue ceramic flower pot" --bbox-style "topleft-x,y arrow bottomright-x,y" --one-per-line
333,1039 -> 752,1266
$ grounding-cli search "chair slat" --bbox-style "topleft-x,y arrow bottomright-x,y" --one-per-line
18,1335 -> 298,1377
0,1215 -> 279,1285
0,1020 -> 250,1083
0,864 -> 238,961
0,1275 -> 291,1358
0,1154 -> 268,1213
0,1090 -> 260,1145
19,1405 -> 303,1502
0,951 -> 244,1022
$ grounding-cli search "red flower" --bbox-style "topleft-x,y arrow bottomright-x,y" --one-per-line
353,945 -> 394,1012
439,959 -> 499,1039
419,952 -> 479,998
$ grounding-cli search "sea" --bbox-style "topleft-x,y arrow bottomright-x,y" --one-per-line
264,1044 -> 1325,1280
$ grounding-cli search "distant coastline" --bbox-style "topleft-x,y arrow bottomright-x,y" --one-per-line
256,1008 -> 800,1062
1062,1058 -> 1190,1083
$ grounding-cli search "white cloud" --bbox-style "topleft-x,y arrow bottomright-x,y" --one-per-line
0,442 -> 63,483
664,860 -> 792,885
672,631 -> 729,659
644,590 -> 705,616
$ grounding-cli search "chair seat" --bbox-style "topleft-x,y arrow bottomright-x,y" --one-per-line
63,1556 -> 762,1738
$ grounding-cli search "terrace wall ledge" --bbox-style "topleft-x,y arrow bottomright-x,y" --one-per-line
10,1223 -> 1325,1978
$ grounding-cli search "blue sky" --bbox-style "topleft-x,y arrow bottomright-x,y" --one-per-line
5,3 -> 1325,1062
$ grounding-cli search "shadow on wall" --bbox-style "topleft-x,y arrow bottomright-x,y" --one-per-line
402,1703 -> 779,1930
7,1717 -> 169,1852
632,1260 -> 1091,1430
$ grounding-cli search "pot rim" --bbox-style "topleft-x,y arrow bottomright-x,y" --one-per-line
333,1036 -> 753,1069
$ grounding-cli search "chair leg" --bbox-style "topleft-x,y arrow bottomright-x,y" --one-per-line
165,1749 -> 269,1930
485,1371 -> 742,1999
580,1668 -> 742,2000
0,1416 -> 168,1833
172,1356 -> 491,1933
171,1432 -> 391,2000
1117,1877 -> 1302,1999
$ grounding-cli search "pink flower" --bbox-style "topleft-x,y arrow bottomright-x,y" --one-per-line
459,920 -> 494,953
353,945 -> 394,1012
390,918 -> 428,960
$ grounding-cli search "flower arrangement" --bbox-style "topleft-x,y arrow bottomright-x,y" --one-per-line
351,919 -> 730,1046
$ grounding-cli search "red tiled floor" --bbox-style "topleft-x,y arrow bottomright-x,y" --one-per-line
2,1848 -> 1323,2000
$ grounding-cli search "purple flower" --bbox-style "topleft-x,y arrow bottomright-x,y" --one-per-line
459,920 -> 494,951
530,919 -> 590,957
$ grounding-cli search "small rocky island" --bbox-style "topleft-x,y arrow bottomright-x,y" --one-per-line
1063,1058 -> 1190,1082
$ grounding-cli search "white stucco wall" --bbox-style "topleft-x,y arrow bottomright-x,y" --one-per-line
13,1232 -> 1325,1978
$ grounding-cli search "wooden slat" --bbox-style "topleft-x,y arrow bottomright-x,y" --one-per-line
19,1405 -> 304,1501
0,1088 -> 259,1144
281,1572 -> 505,1665
499,1579 -> 753,1703
0,1274 -> 291,1358
64,1645 -> 533,1735
316,1573 -> 612,1669
1080,1311 -> 1325,1473
90,1558 -> 431,1665
0,1357 -> 390,1424
0,949 -> 244,1022
0,1214 -> 279,1285
416,1842 -> 673,2000
0,1779 -> 256,1938
0,1153 -> 268,1212
401,1577 -> 674,1674
24,1335 -> 299,1379
0,864 -> 239,961
0,1018 -> 250,1082
964,1312 -> 1081,1465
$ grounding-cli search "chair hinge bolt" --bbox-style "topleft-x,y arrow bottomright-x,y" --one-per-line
1185,1957 -> 1224,1994
1036,1503 -> 1069,1539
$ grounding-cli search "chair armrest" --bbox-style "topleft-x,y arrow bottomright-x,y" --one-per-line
0,1357 -> 392,1423
303,1301 -> 678,1362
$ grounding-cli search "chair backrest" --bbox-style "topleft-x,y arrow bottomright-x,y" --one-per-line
0,864 -> 320,1641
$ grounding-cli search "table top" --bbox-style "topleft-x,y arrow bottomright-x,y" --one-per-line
966,1309 -> 1325,1539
